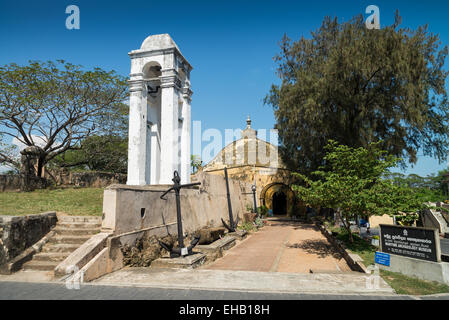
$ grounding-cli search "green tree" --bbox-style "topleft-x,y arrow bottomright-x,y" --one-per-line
191,155 -> 203,173
385,171 -> 446,202
0,60 -> 128,184
293,141 -> 425,242
265,12 -> 449,175
49,135 -> 128,174
435,168 -> 449,198
0,133 -> 19,172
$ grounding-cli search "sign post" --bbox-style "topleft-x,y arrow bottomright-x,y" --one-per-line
375,252 -> 390,266
379,224 -> 441,262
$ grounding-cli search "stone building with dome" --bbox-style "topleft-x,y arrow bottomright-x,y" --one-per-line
200,117 -> 304,217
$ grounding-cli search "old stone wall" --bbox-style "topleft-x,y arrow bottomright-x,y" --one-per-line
0,212 -> 57,266
202,166 -> 304,216
46,171 -> 127,188
0,175 -> 21,192
0,171 -> 127,191
0,174 -> 47,192
203,166 -> 295,199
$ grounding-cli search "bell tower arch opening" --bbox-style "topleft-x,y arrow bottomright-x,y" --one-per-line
143,61 -> 162,184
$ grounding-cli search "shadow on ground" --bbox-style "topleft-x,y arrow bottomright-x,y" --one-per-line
268,222 -> 317,230
293,224 -> 319,231
286,239 -> 342,259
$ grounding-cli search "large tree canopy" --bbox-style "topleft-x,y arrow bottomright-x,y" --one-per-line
265,12 -> 449,174
293,141 -> 425,242
0,60 -> 128,178
49,135 -> 128,174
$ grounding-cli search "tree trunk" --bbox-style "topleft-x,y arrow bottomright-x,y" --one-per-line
337,209 -> 354,243
37,157 -> 45,177
347,224 -> 354,243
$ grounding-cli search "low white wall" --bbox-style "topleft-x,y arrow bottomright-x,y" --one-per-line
377,253 -> 449,285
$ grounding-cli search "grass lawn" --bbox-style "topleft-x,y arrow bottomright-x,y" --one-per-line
0,187 -> 104,216
381,270 -> 449,295
332,226 -> 449,296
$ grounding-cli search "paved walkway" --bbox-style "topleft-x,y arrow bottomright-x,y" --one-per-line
204,220 -> 351,273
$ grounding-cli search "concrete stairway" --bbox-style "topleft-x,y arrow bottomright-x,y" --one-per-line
22,216 -> 101,272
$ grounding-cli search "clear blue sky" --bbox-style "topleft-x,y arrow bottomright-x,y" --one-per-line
1,0 -> 448,176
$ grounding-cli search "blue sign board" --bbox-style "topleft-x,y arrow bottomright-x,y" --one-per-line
375,251 -> 390,266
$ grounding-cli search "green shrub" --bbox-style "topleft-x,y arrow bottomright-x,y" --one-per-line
257,205 -> 269,217
238,222 -> 257,232
254,216 -> 265,228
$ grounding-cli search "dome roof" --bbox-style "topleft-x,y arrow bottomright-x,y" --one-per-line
203,117 -> 285,171
140,34 -> 181,53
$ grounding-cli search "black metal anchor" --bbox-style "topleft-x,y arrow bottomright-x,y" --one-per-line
158,171 -> 202,258
221,167 -> 239,232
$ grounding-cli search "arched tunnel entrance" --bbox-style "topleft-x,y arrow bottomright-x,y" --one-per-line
272,191 -> 287,215
261,183 -> 295,216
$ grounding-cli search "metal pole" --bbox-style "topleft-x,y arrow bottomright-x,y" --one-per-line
175,186 -> 184,249
224,167 -> 235,229
252,187 -> 257,214
159,171 -> 201,257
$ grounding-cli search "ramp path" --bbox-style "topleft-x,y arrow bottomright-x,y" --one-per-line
204,219 -> 352,273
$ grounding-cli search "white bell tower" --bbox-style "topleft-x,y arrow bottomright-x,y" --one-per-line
127,34 -> 193,185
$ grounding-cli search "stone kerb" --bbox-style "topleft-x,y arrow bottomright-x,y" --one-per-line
194,236 -> 236,263
315,221 -> 369,274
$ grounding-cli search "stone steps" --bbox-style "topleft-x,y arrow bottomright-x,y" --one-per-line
41,243 -> 80,253
57,216 -> 102,223
48,235 -> 93,244
53,227 -> 100,236
32,252 -> 69,262
21,215 -> 102,272
57,222 -> 102,229
22,260 -> 60,271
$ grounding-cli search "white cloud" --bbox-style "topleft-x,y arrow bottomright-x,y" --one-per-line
12,135 -> 47,151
